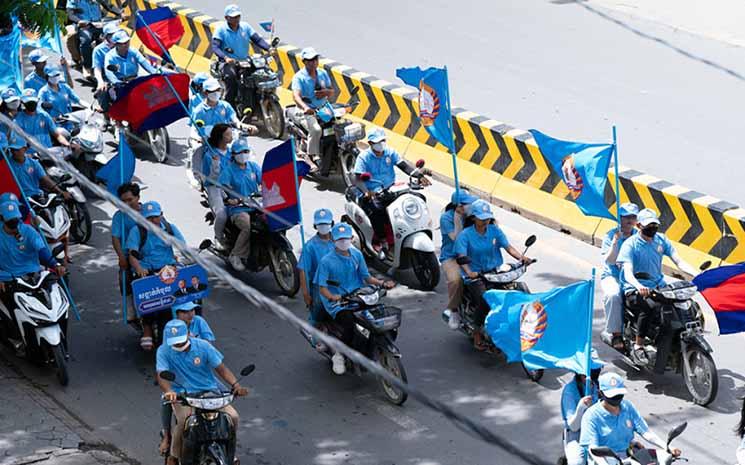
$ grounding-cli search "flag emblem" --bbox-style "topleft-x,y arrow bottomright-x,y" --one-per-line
418,81 -> 440,127
561,155 -> 584,199
193,356 -> 201,366
159,265 -> 177,285
520,301 -> 548,351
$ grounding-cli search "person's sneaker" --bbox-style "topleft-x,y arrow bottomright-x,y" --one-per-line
229,254 -> 245,271
331,352 -> 346,375
447,311 -> 461,330
214,237 -> 228,252
82,67 -> 94,80
632,344 -> 649,365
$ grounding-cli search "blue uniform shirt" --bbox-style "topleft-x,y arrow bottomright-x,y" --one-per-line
125,220 -> 186,270
23,72 -> 47,92
38,83 -> 81,120
290,68 -> 332,109
298,234 -> 336,297
217,160 -> 262,216
454,224 -> 510,273
579,400 -> 649,456
68,0 -> 102,21
353,148 -> 401,190
192,100 -> 237,133
15,110 -> 57,149
561,378 -> 599,443
188,315 -> 216,342
155,338 -> 223,393
111,206 -> 141,248
8,155 -> 46,197
213,22 -> 255,60
188,93 -> 204,125
201,148 -> 230,181
0,224 -> 50,279
617,233 -> 674,290
600,228 -> 636,280
92,42 -> 112,71
439,208 -> 463,262
314,247 -> 370,318
104,48 -> 157,84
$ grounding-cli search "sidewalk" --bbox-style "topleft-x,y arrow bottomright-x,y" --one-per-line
0,357 -> 132,465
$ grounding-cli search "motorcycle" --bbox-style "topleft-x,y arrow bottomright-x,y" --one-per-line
301,284 -> 408,405
614,264 -> 718,406
211,37 -> 284,139
0,271 -> 71,385
44,166 -> 93,245
341,162 -> 439,290
55,107 -> 111,184
159,364 -> 255,465
28,193 -> 70,262
449,236 -> 543,382
285,87 -> 365,187
589,422 -> 687,465
199,195 -> 300,297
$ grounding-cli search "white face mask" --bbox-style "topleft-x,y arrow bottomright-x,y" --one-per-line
48,76 -> 60,85
316,224 -> 331,235
336,238 -> 352,251
371,141 -> 385,152
207,91 -> 220,103
172,339 -> 190,352
234,151 -> 251,164
6,100 -> 20,111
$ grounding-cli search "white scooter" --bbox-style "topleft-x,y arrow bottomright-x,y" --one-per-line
588,422 -> 687,465
342,161 -> 440,290
55,108 -> 111,183
28,193 -> 70,262
0,271 -> 71,385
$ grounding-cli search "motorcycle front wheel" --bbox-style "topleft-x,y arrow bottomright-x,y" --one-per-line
270,248 -> 300,297
375,345 -> 408,405
260,97 -> 285,139
683,346 -> 718,406
147,128 -> 170,163
339,149 -> 356,189
68,202 -> 92,244
411,250 -> 440,291
52,343 -> 69,386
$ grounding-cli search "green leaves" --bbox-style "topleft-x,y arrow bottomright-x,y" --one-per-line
0,0 -> 67,37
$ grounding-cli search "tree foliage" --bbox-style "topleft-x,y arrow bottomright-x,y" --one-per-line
0,0 -> 66,37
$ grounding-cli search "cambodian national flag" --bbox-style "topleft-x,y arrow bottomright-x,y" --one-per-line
109,73 -> 189,133
693,264 -> 745,335
259,20 -> 274,34
135,7 -> 184,57
0,148 -> 31,222
261,139 -> 309,231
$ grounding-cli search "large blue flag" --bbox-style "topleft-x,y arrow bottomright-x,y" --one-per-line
0,26 -> 23,93
529,129 -> 615,220
96,135 -> 136,195
396,66 -> 455,152
484,280 -> 593,373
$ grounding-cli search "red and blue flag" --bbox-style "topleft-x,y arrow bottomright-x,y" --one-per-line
693,264 -> 745,335
0,147 -> 32,223
259,20 -> 274,33
261,139 -> 309,231
109,73 -> 190,133
135,7 -> 184,57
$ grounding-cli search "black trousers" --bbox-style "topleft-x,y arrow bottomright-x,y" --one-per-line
466,280 -> 490,327
626,291 -> 656,339
360,196 -> 388,245
220,62 -> 240,107
78,25 -> 102,69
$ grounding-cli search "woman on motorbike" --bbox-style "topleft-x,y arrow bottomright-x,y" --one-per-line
38,66 -> 84,132
202,124 -> 232,248
454,199 -> 530,350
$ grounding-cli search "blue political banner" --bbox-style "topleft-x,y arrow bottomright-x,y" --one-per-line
96,133 -> 136,195
396,66 -> 455,152
0,26 -> 23,92
132,264 -> 210,316
529,129 -> 615,220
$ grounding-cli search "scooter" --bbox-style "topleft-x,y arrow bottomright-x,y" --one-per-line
28,193 -> 70,262
0,271 -> 71,385
342,162 -> 439,290
301,284 -> 408,405
589,422 -> 687,465
43,166 -> 93,245
159,364 -> 255,465
449,236 -> 543,382
55,107 -> 111,184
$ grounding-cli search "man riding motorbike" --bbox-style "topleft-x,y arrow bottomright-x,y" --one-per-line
66,0 -> 120,80
15,89 -> 74,152
156,319 -> 248,465
454,199 -> 531,351
216,138 -> 262,271
125,201 -> 186,351
24,50 -> 51,92
191,78 -> 257,134
617,208 -> 698,365
298,208 -> 336,326
315,223 -> 395,375
211,4 -> 272,106
579,372 -> 681,462
440,189 -> 477,330
599,203 -> 638,350
92,22 -> 120,126
103,30 -> 158,85
39,66 -> 84,131
111,183 -> 142,326
561,350 -> 604,465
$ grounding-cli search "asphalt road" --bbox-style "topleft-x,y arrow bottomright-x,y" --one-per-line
2,69 -> 743,465
174,0 -> 745,203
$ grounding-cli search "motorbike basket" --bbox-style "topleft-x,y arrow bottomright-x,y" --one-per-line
361,305 -> 402,333
334,120 -> 365,144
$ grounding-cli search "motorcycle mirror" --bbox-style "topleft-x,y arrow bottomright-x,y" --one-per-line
198,239 -> 213,250
159,370 -> 176,382
415,159 -> 425,169
240,364 -> 255,376
194,119 -> 205,128
699,260 -> 712,271
326,280 -> 340,287
456,256 -> 472,266
589,447 -> 620,460
106,64 -> 119,72
360,172 -> 372,182
271,37 -> 280,47
667,422 -> 687,446
524,235 -> 537,248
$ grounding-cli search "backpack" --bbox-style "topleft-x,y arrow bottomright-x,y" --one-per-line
136,219 -> 174,254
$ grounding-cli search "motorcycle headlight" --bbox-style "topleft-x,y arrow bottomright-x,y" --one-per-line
660,289 -> 675,300
185,395 -> 233,410
201,412 -> 220,421
359,293 -> 379,306
673,286 -> 697,300
402,198 -> 422,219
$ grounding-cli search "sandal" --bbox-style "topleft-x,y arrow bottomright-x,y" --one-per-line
472,333 -> 488,352
140,336 -> 154,351
159,431 -> 171,456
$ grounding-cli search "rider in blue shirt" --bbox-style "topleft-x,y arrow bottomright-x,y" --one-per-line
455,199 -> 530,350
290,47 -> 334,162
5,134 -> 71,200
111,183 -> 142,325
298,208 -> 336,325
174,301 -> 214,342
39,67 -> 83,129
93,23 -> 119,93
188,73 -> 210,121
561,350 -> 604,465
191,79 -> 242,136
15,89 -> 72,151
104,30 -> 158,84
24,50 -> 50,92
126,201 -> 185,275
316,223 -> 394,375
67,0 -> 120,79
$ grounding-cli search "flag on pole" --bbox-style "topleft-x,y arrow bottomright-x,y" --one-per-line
135,7 -> 185,57
0,25 -> 23,92
258,20 -> 274,34
693,263 -> 745,335
96,136 -> 136,195
109,73 -> 190,133
261,139 -> 310,231
529,129 -> 615,220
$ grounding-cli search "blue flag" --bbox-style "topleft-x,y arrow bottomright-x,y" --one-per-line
259,20 -> 274,33
396,66 -> 455,152
96,136 -> 136,195
0,26 -> 23,93
484,280 -> 593,373
529,129 -> 615,220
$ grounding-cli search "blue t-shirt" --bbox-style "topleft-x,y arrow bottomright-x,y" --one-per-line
0,224 -> 48,279
600,228 -> 636,280
298,234 -> 335,297
314,247 -> 370,318
15,110 -> 57,149
213,22 -> 256,60
104,48 -> 157,84
92,41 -> 112,71
617,233 -> 674,290
23,72 -> 47,92
192,101 -> 237,134
439,208 -> 463,262
68,0 -> 102,21
8,155 -> 46,197
188,93 -> 204,125
111,206 -> 141,247
290,68 -> 332,109
38,83 -> 81,120
579,400 -> 649,456
155,337 -> 223,393
217,160 -> 262,216
353,148 -> 401,191
188,315 -> 216,342
454,224 -> 510,274
201,147 -> 230,181
560,378 -> 599,443
125,220 -> 186,270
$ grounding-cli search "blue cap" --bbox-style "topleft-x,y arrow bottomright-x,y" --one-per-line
1,88 -> 19,102
192,72 -> 209,86
637,208 -> 660,227
230,138 -> 251,154
164,319 -> 189,346
0,201 -> 22,221
28,49 -> 48,64
619,202 -> 639,217
8,134 -> 27,150
112,30 -> 130,44
224,4 -> 241,17
332,223 -> 353,241
367,128 -> 386,144
142,201 -> 162,218
203,77 -> 221,92
21,88 -> 38,102
470,199 -> 494,221
0,192 -> 19,206
173,301 -> 199,312
44,66 -> 62,78
102,22 -> 119,36
300,47 -> 320,61
313,208 -> 333,225
451,189 -> 477,205
598,372 -> 627,397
